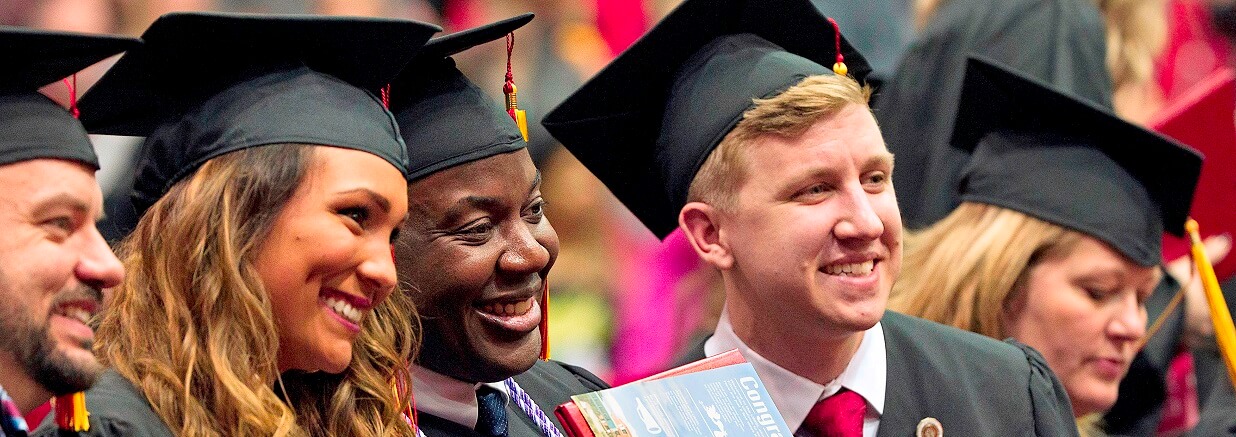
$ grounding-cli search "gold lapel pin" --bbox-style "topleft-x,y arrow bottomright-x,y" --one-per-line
916,417 -> 943,437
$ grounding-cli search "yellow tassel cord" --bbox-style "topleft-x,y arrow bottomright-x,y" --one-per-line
54,391 -> 89,431
1186,218 -> 1236,390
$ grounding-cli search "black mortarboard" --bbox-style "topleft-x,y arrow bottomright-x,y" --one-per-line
78,12 -> 441,215
389,13 -> 534,181
542,0 -> 870,238
953,57 -> 1202,266
0,26 -> 138,168
874,0 -> 1112,229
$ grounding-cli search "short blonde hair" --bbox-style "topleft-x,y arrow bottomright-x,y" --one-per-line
687,74 -> 871,210
889,202 -> 1085,339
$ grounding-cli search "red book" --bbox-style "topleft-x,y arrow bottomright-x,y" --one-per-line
1152,69 -> 1236,280
554,350 -> 747,437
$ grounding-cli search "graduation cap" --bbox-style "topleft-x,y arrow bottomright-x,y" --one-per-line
78,12 -> 441,215
953,56 -> 1203,267
873,0 -> 1112,230
389,13 -> 534,182
387,14 -> 559,361
1152,69 -> 1236,279
0,26 -> 138,169
542,0 -> 871,238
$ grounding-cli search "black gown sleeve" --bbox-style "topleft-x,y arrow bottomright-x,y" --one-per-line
554,361 -> 610,391
1006,340 -> 1081,437
1191,372 -> 1236,435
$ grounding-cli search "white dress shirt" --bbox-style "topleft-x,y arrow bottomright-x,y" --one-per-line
704,313 -> 886,437
410,364 -> 511,430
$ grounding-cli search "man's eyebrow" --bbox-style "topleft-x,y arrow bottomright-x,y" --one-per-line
436,195 -> 503,226
528,171 -> 542,197
337,188 -> 392,213
32,192 -> 91,217
867,152 -> 895,169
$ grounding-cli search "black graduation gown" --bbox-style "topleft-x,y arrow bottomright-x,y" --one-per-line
872,0 -> 1112,229
1191,375 -> 1236,436
414,359 -> 609,437
677,311 -> 1079,437
31,370 -> 173,437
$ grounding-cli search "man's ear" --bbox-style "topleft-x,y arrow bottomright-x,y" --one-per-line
679,201 -> 734,270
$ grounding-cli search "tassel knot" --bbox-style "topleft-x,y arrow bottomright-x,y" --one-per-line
826,17 -> 848,77
503,33 -> 530,142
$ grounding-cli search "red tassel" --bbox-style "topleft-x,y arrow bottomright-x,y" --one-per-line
381,84 -> 392,109
503,33 -> 530,141
395,365 -> 420,432
54,392 -> 88,431
539,280 -> 550,360
61,74 -> 80,119
826,17 -> 848,76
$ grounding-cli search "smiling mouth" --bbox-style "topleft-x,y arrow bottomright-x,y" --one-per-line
478,298 -> 534,317
325,296 -> 364,325
821,260 -> 876,276
52,300 -> 98,325
472,296 -> 541,334
320,289 -> 373,330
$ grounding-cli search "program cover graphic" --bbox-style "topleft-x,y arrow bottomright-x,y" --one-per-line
571,363 -> 792,437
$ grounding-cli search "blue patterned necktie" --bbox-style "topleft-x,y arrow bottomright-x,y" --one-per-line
476,386 -> 508,437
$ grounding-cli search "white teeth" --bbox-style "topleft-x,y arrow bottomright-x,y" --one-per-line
55,306 -> 92,324
72,308 -> 91,324
324,297 -> 363,324
479,298 -> 534,317
823,260 -> 875,276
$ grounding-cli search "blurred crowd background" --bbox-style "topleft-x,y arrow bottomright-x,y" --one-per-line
5,0 -> 1236,402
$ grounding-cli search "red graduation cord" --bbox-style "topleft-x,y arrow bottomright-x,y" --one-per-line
540,281 -> 550,360
61,74 -> 80,119
826,17 -> 849,76
503,32 -> 530,141
503,32 -> 515,98
381,84 -> 392,109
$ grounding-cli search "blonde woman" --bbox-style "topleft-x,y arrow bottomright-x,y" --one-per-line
890,58 -> 1201,433
31,13 -> 439,436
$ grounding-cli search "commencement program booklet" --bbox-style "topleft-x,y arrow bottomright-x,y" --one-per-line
568,362 -> 792,437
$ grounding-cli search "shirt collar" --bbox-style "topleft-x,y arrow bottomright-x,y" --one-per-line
0,382 -> 29,434
703,312 -> 886,431
410,364 -> 510,429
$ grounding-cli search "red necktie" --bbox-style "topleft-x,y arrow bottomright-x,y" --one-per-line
799,388 -> 866,437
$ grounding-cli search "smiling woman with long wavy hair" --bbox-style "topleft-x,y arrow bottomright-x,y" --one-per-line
25,12 -> 439,437
93,144 -> 417,436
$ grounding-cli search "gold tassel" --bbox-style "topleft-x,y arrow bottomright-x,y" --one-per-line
1186,218 -> 1236,390
54,391 -> 89,431
832,62 -> 848,77
505,83 -> 529,142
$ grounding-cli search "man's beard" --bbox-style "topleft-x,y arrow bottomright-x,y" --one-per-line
0,284 -> 104,396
